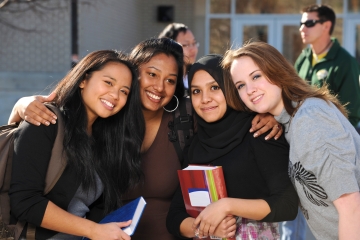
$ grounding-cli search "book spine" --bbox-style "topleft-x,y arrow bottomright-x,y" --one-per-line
205,169 -> 218,202
212,167 -> 227,199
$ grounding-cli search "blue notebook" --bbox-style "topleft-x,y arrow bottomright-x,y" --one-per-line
83,196 -> 146,239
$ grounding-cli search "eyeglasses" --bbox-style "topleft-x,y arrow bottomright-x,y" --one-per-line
180,42 -> 200,49
300,19 -> 325,28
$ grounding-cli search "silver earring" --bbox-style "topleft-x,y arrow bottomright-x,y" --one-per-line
163,95 -> 179,112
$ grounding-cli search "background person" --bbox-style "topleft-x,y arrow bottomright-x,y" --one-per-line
158,23 -> 199,91
10,50 -> 144,240
290,5 -> 360,238
167,54 -> 298,239
295,4 -> 360,127
222,41 -> 360,240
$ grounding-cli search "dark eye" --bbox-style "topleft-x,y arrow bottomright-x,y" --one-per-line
120,89 -> 129,96
148,72 -> 156,77
105,80 -> 112,86
167,79 -> 177,85
211,85 -> 220,90
191,89 -> 200,95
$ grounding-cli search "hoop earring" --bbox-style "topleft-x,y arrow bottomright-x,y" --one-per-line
163,95 -> 179,112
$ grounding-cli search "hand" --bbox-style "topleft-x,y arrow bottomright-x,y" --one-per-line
89,220 -> 132,240
212,216 -> 237,239
193,199 -> 229,237
250,113 -> 283,140
19,92 -> 57,126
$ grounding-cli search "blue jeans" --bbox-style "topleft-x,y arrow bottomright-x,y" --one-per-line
281,208 -> 307,240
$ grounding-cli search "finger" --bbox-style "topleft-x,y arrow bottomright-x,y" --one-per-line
25,109 -> 54,126
28,102 -> 58,124
208,224 -> 217,236
252,120 -> 272,138
225,217 -> 236,226
192,217 -> 201,230
250,114 -> 261,132
227,223 -> 237,232
117,220 -> 132,228
265,123 -> 282,140
224,215 -> 235,222
45,91 -> 57,102
23,115 -> 41,126
35,93 -> 54,103
227,229 -> 236,238
198,222 -> 209,238
120,233 -> 130,240
274,124 -> 283,140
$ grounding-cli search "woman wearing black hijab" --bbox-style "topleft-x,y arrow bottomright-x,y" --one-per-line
166,54 -> 298,239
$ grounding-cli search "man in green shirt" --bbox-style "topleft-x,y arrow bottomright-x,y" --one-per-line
295,4 -> 360,127
282,4 -> 360,240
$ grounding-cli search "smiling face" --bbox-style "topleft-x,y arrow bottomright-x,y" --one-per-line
79,61 -> 132,126
176,30 -> 198,64
190,70 -> 227,123
138,53 -> 178,113
230,56 -> 283,116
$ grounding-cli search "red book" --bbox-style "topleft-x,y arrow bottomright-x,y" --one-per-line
178,165 -> 233,240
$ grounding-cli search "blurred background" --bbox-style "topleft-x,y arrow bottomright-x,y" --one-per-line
0,0 -> 359,125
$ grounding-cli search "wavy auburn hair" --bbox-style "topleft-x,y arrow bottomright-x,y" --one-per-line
221,41 -> 347,118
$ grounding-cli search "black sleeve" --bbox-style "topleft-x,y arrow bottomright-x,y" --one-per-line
250,133 -> 299,222
9,121 -> 58,226
166,185 -> 192,239
166,146 -> 192,239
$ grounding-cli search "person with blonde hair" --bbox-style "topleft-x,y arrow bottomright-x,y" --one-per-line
222,41 -> 360,239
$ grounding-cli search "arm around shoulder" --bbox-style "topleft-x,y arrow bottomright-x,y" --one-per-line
8,94 -> 57,126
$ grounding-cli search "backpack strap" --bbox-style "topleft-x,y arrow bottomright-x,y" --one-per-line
43,104 -> 67,195
15,104 -> 67,240
168,97 -> 194,163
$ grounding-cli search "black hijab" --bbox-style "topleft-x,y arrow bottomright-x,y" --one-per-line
187,54 -> 254,164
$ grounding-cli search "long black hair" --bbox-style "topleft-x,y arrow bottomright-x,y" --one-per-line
53,50 -> 145,213
129,38 -> 185,106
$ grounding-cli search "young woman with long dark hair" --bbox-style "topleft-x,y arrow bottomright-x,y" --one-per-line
10,50 -> 144,240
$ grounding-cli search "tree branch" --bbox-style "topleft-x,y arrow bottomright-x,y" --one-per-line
0,0 -> 10,9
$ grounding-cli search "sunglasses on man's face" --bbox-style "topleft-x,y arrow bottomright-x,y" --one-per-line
300,19 -> 325,28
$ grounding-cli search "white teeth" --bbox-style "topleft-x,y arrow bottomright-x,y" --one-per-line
146,91 -> 161,100
101,99 -> 114,108
252,95 -> 262,102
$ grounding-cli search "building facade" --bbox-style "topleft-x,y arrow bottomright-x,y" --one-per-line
0,0 -> 359,124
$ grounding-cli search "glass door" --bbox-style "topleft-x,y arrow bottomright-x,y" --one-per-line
233,15 -> 304,64
232,17 -> 275,48
275,17 -> 305,64
344,18 -> 360,64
